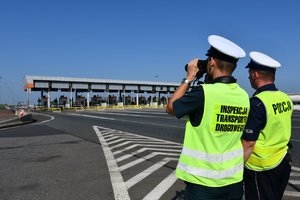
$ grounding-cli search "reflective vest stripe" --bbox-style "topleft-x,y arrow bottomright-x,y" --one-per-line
177,161 -> 244,179
247,151 -> 287,167
181,147 -> 243,163
253,146 -> 286,155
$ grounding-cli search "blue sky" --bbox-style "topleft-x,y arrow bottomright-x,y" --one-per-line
0,0 -> 299,105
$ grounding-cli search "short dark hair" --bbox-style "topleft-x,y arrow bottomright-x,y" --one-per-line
214,58 -> 237,74
257,70 -> 275,81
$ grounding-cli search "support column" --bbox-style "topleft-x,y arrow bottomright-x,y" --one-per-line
26,89 -> 29,106
87,91 -> 90,108
74,89 -> 77,106
123,88 -> 125,105
158,92 -> 161,106
136,93 -> 139,106
47,90 -> 51,109
70,87 -> 73,108
41,90 -> 43,104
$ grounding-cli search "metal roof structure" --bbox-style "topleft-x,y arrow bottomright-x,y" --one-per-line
24,75 -> 180,93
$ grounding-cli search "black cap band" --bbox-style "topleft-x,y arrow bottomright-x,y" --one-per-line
205,46 -> 238,64
245,60 -> 276,73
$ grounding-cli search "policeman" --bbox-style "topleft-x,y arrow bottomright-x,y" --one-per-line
242,51 -> 293,200
166,35 -> 250,200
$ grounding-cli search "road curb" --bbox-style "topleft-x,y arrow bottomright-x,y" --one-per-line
0,113 -> 35,129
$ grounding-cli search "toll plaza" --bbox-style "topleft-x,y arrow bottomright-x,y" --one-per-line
24,75 -> 180,110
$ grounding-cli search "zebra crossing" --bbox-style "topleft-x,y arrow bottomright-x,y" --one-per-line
93,125 -> 300,200
284,166 -> 300,199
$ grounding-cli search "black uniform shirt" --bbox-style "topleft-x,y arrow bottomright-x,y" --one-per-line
242,83 -> 278,141
173,76 -> 236,127
173,85 -> 205,127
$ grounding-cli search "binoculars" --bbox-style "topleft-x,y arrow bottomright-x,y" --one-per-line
184,59 -> 208,79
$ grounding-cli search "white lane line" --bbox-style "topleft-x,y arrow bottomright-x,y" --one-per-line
290,172 -> 300,177
119,152 -> 180,172
102,130 -> 121,137
110,140 -> 180,150
119,153 -> 158,172
106,136 -> 121,142
67,112 -> 184,129
126,157 -> 177,189
98,110 -> 167,115
68,113 -> 116,120
111,141 -> 177,152
290,138 -> 300,142
108,138 -> 126,145
292,166 -> 300,172
115,145 -> 181,162
32,113 -> 55,124
106,137 -> 158,148
88,110 -> 172,119
143,170 -> 178,200
93,126 -> 130,200
284,190 -> 300,197
289,180 -> 300,185
106,130 -> 182,146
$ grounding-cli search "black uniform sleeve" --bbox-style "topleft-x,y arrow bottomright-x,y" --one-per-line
173,86 -> 204,126
242,97 -> 267,141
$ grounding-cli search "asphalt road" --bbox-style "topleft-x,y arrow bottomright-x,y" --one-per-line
0,109 -> 299,200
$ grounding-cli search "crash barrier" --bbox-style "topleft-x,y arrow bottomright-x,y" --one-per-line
35,107 -> 48,111
35,104 -> 166,112
49,107 -> 62,112
64,107 -> 84,111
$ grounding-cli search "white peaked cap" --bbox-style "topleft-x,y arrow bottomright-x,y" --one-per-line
249,51 -> 281,69
208,35 -> 246,59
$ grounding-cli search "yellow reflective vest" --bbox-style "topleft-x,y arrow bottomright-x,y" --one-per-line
176,83 -> 250,187
245,91 -> 293,171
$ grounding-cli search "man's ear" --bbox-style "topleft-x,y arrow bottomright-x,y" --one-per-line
253,70 -> 260,79
208,57 -> 216,70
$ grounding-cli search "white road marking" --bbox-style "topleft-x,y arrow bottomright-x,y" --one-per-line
93,126 -> 130,200
93,125 -> 183,200
290,138 -> 300,142
68,113 -> 116,120
119,150 -> 180,172
292,166 -> 300,172
143,171 -> 178,200
288,180 -> 300,185
110,141 -> 177,151
115,146 -> 180,162
284,190 -> 300,197
67,112 -> 184,129
88,110 -> 173,118
290,172 -> 300,177
32,112 -> 55,124
125,157 -> 177,189
89,113 -> 300,199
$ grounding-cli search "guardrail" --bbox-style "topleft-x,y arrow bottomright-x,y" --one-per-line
49,107 -> 62,112
34,105 -> 167,112
64,107 -> 84,111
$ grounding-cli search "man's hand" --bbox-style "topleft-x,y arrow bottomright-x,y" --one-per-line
186,59 -> 199,81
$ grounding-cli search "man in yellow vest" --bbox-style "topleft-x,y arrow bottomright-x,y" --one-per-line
166,35 -> 250,200
242,51 -> 293,200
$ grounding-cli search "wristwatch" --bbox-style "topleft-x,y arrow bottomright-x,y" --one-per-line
181,78 -> 191,85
